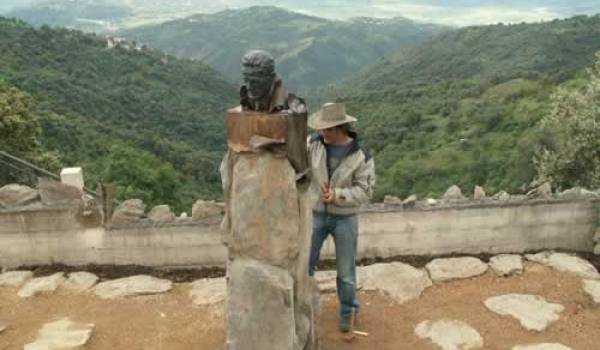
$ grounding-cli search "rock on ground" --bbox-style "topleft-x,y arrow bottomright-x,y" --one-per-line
94,275 -> 172,299
18,273 -> 65,298
557,187 -> 599,200
24,318 -> 94,350
147,205 -> 175,223
192,200 -> 223,219
512,344 -> 574,350
526,182 -> 552,199
414,319 -> 483,350
0,184 -> 39,207
0,270 -> 33,287
474,186 -> 486,200
484,294 -> 564,331
489,255 -> 523,277
525,251 -> 600,280
443,185 -> 466,202
492,191 -> 511,201
0,322 -> 6,333
226,258 -> 295,350
190,278 -> 226,306
582,279 -> 600,304
383,195 -> 403,206
63,272 -> 99,291
360,262 -> 432,303
426,257 -> 488,282
111,199 -> 146,225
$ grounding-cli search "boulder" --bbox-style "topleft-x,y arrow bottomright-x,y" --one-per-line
473,186 -> 486,200
402,194 -> 418,207
192,200 -> 223,219
426,198 -> 438,206
492,191 -> 511,201
0,322 -> 7,333
110,199 -> 146,225
557,187 -> 599,200
38,177 -> 83,205
383,195 -> 403,206
0,184 -> 39,208
593,228 -> 600,243
443,185 -> 466,202
147,205 -> 175,223
526,182 -> 552,199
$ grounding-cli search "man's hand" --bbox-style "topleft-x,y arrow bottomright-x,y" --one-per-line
320,182 -> 335,203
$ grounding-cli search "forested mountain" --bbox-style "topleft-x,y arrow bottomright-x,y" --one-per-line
332,15 -> 600,199
2,13 -> 599,211
121,6 -> 447,91
0,17 -> 237,212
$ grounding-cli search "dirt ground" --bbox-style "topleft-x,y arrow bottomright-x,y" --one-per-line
1,263 -> 599,350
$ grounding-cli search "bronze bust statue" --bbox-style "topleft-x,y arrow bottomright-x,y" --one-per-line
227,49 -> 309,178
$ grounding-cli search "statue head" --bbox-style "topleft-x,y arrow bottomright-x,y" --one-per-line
241,50 -> 276,101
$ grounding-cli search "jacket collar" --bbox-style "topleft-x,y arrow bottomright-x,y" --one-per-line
314,131 -> 361,156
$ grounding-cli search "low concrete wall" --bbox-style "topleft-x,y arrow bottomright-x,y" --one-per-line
0,200 -> 598,268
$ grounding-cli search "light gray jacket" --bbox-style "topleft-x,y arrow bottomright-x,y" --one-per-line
308,133 -> 375,216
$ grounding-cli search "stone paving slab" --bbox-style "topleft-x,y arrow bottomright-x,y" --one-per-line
426,257 -> 488,282
484,294 -> 564,331
190,278 -> 226,306
64,272 -> 99,292
0,270 -> 33,288
512,344 -> 573,350
94,275 -> 172,299
525,251 -> 600,280
24,318 -> 94,350
18,273 -> 65,298
415,319 -> 483,350
582,279 -> 600,304
360,262 -> 432,303
489,255 -> 523,277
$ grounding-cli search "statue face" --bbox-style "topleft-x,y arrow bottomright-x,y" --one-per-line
243,72 -> 274,101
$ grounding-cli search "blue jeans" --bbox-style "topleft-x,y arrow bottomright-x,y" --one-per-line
309,211 -> 359,318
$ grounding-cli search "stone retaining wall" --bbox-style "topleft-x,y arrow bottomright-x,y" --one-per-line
1,198 -> 598,269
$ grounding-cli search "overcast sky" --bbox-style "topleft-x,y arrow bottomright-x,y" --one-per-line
1,0 -> 598,26
274,0 -> 600,25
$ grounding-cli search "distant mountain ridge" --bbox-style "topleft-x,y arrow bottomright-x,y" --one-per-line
335,14 -> 600,199
120,6 -> 448,91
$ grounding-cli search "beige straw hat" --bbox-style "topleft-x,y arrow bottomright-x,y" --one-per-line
308,102 -> 357,130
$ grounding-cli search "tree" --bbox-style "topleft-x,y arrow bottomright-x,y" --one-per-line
96,144 -> 181,209
0,83 -> 60,185
0,83 -> 40,155
535,52 -> 600,189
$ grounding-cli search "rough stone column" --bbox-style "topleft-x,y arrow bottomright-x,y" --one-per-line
221,113 -> 319,350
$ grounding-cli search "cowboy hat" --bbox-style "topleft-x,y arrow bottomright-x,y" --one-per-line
308,102 -> 357,130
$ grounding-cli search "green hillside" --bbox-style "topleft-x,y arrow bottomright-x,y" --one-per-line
334,15 -> 600,199
121,6 -> 446,92
0,17 -> 237,211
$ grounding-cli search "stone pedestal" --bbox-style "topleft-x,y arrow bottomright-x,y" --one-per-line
221,111 -> 318,350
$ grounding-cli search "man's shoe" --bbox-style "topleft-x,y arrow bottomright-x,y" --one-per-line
339,314 -> 352,333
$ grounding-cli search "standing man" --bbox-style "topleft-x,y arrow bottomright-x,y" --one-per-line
307,102 -> 375,333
